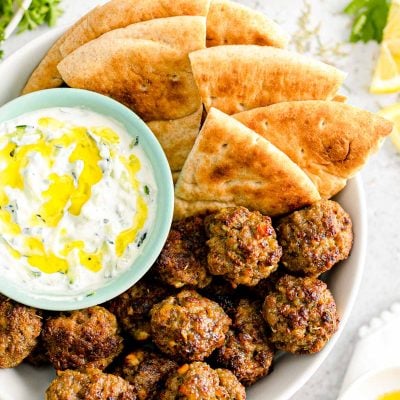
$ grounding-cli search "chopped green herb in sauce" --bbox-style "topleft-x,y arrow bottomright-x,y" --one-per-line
130,136 -> 139,148
137,232 -> 147,248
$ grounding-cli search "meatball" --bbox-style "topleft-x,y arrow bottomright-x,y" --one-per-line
0,295 -> 42,368
113,349 -> 178,400
276,200 -> 353,276
42,306 -> 123,370
150,290 -> 231,361
108,277 -> 172,341
214,299 -> 274,386
263,275 -> 339,354
45,368 -> 136,400
154,216 -> 211,288
160,362 -> 245,400
205,207 -> 282,287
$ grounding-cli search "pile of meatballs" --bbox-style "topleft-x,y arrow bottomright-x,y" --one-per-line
0,199 -> 353,400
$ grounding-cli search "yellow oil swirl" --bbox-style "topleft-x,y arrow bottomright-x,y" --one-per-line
52,126 -> 103,216
25,237 -> 68,274
61,241 -> 102,273
0,116 -> 148,277
90,127 -> 120,144
378,391 -> 400,400
116,155 -> 148,257
38,174 -> 74,227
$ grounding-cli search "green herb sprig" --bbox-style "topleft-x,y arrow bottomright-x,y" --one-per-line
344,0 -> 391,43
0,0 -> 63,59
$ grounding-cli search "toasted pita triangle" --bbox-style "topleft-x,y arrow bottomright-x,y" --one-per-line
22,0 -> 210,94
234,101 -> 393,198
174,108 -> 320,220
147,105 -> 203,172
206,0 -> 288,48
58,17 -> 206,121
189,45 -> 346,115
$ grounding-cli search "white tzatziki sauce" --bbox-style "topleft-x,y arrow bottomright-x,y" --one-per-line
0,107 -> 157,299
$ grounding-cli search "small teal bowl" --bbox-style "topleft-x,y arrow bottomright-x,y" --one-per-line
0,88 -> 174,311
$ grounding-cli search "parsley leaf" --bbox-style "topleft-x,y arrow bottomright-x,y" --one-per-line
344,0 -> 391,43
0,0 -> 63,59
18,0 -> 63,32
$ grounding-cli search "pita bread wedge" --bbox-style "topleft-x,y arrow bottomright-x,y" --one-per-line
234,101 -> 393,198
206,0 -> 288,48
189,45 -> 346,115
174,108 -> 320,220
147,105 -> 203,172
58,17 -> 206,121
22,0 -> 210,94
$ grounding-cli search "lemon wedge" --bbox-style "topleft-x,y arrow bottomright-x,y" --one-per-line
378,103 -> 400,151
370,0 -> 400,94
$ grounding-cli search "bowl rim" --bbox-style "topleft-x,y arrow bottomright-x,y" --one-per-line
0,88 -> 174,310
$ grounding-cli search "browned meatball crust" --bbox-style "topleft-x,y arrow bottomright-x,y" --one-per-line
263,275 -> 339,354
160,362 -> 246,400
113,349 -> 178,400
42,306 -> 123,371
276,200 -> 353,276
215,299 -> 274,386
0,296 -> 42,368
45,368 -> 136,400
154,216 -> 211,289
150,290 -> 231,361
108,277 -> 172,341
205,207 -> 282,287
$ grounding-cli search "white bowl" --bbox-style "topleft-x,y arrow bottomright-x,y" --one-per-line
0,27 -> 367,400
338,366 -> 400,400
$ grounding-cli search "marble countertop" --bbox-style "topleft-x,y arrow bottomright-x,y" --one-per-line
3,1 -> 400,399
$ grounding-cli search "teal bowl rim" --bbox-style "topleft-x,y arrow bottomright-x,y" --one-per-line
0,88 -> 174,311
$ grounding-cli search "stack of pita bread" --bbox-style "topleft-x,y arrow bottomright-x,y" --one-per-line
23,0 -> 393,220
